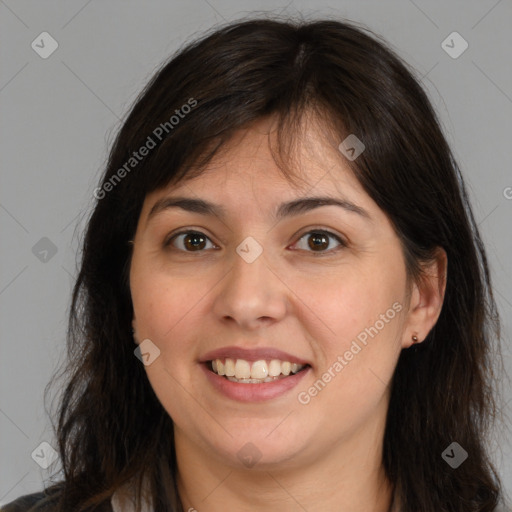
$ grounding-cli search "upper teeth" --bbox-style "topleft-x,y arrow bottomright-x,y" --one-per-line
211,358 -> 305,380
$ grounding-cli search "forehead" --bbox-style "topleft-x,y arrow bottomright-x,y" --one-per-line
144,114 -> 371,211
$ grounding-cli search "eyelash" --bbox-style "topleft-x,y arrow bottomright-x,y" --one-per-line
164,228 -> 347,256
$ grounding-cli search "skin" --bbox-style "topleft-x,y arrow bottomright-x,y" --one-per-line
129,114 -> 447,512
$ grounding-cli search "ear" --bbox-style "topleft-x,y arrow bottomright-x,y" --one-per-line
402,247 -> 447,348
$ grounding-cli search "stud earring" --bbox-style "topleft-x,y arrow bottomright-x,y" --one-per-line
412,334 -> 419,343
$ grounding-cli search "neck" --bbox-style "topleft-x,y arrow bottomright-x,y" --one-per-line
174,401 -> 394,512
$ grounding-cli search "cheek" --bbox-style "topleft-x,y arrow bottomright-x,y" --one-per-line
312,264 -> 404,347
130,269 -> 207,420
131,259 -> 207,343
296,263 -> 404,420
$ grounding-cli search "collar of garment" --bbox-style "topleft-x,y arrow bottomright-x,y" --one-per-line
110,480 -> 153,512
110,480 -> 402,512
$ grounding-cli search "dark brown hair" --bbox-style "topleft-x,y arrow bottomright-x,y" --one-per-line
34,15 -> 504,511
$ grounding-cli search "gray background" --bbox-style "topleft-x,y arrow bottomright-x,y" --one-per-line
1,0 -> 511,506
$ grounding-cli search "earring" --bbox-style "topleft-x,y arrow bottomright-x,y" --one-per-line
412,334 -> 419,343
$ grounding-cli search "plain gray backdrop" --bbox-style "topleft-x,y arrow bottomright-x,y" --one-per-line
1,0 -> 511,506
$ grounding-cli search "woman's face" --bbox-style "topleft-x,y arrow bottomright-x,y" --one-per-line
129,115 -> 437,470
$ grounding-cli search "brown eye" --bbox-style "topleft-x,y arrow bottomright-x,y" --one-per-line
292,230 -> 346,254
167,231 -> 215,252
308,232 -> 329,251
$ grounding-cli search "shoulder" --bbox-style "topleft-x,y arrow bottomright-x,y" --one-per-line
1,490 -> 115,512
1,492 -> 51,512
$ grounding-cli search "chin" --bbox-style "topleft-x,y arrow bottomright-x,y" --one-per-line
206,425 -> 310,470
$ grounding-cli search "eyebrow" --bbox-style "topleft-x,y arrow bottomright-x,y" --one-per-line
147,195 -> 372,224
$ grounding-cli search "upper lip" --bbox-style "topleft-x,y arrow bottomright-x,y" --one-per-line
199,346 -> 311,366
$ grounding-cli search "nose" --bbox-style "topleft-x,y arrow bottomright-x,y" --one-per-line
211,247 -> 288,331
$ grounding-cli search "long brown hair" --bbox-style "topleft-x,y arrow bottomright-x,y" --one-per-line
35,15 -> 504,511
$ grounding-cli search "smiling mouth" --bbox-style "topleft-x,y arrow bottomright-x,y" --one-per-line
207,357 -> 310,384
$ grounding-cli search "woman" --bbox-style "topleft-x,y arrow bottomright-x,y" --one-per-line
3,16 -> 507,512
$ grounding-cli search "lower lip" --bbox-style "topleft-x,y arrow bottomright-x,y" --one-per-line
200,363 -> 311,403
